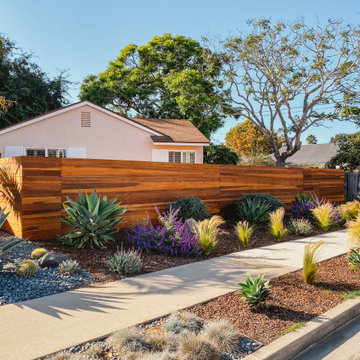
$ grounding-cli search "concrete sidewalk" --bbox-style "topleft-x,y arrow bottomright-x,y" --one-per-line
0,230 -> 348,360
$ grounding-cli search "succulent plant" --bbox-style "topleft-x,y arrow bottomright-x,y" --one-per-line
16,260 -> 39,276
0,237 -> 24,271
107,248 -> 142,275
58,259 -> 81,275
0,207 -> 9,229
30,248 -> 47,260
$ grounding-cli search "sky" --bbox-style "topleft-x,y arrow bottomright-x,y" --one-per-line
1,0 -> 360,144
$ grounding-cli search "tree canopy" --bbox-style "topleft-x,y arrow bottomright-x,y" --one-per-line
203,144 -> 238,164
224,19 -> 360,166
326,132 -> 360,171
0,36 -> 69,128
306,134 -> 318,144
225,119 -> 282,157
79,34 -> 230,138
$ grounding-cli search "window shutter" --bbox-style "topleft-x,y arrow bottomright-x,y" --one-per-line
4,146 -> 24,157
67,147 -> 86,158
152,149 -> 168,162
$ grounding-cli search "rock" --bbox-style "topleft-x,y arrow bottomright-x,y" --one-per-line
185,218 -> 198,234
39,252 -> 70,268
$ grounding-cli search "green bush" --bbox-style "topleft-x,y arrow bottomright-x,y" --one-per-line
16,260 -> 38,276
59,189 -> 126,249
169,197 -> 210,221
240,194 -> 284,212
235,198 -> 271,227
237,274 -> 271,310
107,249 -> 143,275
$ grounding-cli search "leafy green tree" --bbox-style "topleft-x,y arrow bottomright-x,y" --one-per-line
0,36 -> 69,128
80,34 -> 229,138
326,132 -> 360,171
306,135 -> 318,144
224,19 -> 360,166
203,144 -> 238,165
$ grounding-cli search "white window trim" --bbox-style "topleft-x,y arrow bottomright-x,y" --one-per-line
168,150 -> 196,164
25,148 -> 68,158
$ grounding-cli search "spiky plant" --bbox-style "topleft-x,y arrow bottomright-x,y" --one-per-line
235,220 -> 253,247
339,201 -> 360,222
16,260 -> 39,276
303,240 -> 323,284
107,327 -> 149,354
346,215 -> 360,249
59,189 -> 126,249
269,207 -> 288,241
107,248 -> 142,275
0,237 -> 24,271
193,215 -> 224,256
235,198 -> 272,227
288,218 -> 313,236
163,311 -> 203,335
312,203 -> 334,231
58,260 -> 81,275
0,207 -> 9,229
237,274 -> 271,310
348,249 -> 360,270
30,248 -> 47,260
179,336 -> 221,360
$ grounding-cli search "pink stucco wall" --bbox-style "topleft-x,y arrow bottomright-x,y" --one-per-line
0,104 -> 204,163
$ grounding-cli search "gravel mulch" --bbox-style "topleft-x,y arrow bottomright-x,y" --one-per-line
33,222 -> 339,283
188,254 -> 360,345
0,238 -> 94,305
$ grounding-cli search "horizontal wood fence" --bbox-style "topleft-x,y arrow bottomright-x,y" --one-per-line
0,157 -> 345,240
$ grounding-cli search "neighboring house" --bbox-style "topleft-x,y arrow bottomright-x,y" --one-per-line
278,143 -> 339,168
0,101 -> 209,163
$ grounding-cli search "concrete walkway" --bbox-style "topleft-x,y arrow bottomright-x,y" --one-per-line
0,230 -> 348,360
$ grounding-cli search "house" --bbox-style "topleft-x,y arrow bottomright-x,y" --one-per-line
279,143 -> 339,168
0,101 -> 209,163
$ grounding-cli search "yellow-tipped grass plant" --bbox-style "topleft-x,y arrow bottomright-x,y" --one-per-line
269,207 -> 288,241
339,200 -> 360,222
194,215 -> 224,256
346,215 -> 360,249
312,203 -> 334,231
303,240 -> 324,284
235,220 -> 253,247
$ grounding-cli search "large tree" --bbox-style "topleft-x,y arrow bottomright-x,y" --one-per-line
225,119 -> 282,157
80,34 -> 229,138
0,36 -> 69,128
224,19 -> 360,166
203,144 -> 238,164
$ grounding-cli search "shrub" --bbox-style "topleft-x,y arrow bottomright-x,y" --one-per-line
128,207 -> 202,257
169,197 -> 210,221
303,240 -> 323,284
59,189 -> 126,249
107,249 -> 142,275
237,274 -> 271,310
178,336 -> 221,360
16,260 -> 38,276
0,207 -> 9,229
58,260 -> 81,275
145,333 -> 170,352
202,319 -> 241,353
348,249 -> 360,270
291,193 -> 320,222
288,218 -> 313,236
107,328 -> 149,354
239,153 -> 276,167
269,207 -> 288,241
312,203 -> 335,230
163,311 -> 203,335
235,220 -> 253,247
240,193 -> 284,212
235,198 -> 271,227
346,215 -> 360,249
30,248 -> 47,260
339,201 -> 360,222
193,215 -> 224,256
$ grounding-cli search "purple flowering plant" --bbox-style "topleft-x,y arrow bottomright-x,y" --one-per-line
127,206 -> 202,257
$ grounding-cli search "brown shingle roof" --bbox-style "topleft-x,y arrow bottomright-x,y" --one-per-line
131,118 -> 210,144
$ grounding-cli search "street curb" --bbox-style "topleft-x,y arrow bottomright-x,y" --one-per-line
245,297 -> 360,360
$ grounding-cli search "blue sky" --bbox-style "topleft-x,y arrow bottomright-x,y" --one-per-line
1,0 -> 360,144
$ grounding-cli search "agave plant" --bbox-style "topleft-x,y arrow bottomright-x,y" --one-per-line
237,274 -> 271,310
59,189 -> 126,249
0,207 -> 9,229
0,237 -> 25,270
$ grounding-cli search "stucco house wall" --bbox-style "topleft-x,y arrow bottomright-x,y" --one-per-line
0,103 -> 206,163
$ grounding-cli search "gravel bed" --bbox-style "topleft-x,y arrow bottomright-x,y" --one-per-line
0,239 -> 94,305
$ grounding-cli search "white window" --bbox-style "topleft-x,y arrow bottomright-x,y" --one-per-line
26,148 -> 67,158
168,151 -> 195,163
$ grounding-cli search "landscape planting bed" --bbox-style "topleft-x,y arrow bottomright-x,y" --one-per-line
34,222 -> 338,283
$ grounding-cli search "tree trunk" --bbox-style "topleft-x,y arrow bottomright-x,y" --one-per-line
276,157 -> 286,167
